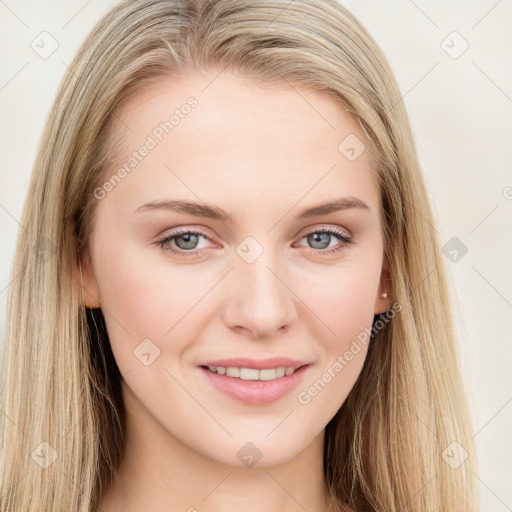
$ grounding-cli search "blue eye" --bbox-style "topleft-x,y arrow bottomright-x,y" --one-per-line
155,226 -> 353,257
155,229 -> 211,256
295,227 -> 353,255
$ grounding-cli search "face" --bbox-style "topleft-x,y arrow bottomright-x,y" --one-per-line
78,70 -> 392,468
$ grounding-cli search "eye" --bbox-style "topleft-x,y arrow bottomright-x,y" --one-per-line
154,226 -> 353,258
154,228 -> 215,257
293,227 -> 353,255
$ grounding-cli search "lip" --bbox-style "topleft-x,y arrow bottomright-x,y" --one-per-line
198,360 -> 311,406
199,357 -> 309,370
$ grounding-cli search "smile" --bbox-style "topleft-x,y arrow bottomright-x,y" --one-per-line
199,364 -> 310,405
204,365 -> 299,381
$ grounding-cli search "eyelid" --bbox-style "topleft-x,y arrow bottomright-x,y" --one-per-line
154,225 -> 217,246
158,224 -> 351,243
153,227 -> 219,256
155,223 -> 353,256
299,224 -> 352,239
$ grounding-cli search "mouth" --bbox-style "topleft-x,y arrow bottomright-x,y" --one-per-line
198,360 -> 311,405
200,364 -> 304,381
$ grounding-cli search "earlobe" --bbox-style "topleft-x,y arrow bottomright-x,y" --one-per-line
374,291 -> 392,315
374,261 -> 392,315
72,246 -> 101,309
81,252 -> 101,308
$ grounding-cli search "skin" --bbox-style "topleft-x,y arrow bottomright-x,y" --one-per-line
77,69 -> 392,512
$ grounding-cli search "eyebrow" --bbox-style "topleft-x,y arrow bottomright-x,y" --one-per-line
134,196 -> 370,222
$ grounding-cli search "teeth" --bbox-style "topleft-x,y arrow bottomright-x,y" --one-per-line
206,365 -> 300,380
240,368 -> 259,380
259,368 -> 276,380
226,367 -> 240,378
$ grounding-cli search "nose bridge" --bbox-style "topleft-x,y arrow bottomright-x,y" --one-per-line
225,240 -> 297,337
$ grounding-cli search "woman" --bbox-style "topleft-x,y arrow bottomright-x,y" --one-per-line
0,0 -> 478,510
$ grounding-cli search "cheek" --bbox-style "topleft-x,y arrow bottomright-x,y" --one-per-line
294,256 -> 381,346
92,242 -> 210,371
292,265 -> 378,429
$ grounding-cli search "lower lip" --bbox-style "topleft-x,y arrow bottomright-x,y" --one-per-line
199,365 -> 310,405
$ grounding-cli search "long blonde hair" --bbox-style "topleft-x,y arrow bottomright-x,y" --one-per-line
0,0 -> 478,510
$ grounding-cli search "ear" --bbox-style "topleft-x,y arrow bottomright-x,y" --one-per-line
374,257 -> 392,315
72,234 -> 101,309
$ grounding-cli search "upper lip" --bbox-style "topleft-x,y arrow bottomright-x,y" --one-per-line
199,357 -> 310,370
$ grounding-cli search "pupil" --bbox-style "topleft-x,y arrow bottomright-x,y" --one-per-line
176,233 -> 198,249
308,232 -> 330,249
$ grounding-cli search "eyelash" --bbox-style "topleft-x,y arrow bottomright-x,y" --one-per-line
154,226 -> 353,258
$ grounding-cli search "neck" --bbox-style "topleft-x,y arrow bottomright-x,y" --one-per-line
97,382 -> 336,512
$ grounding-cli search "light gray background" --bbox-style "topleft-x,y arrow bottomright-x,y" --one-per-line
0,1 -> 511,510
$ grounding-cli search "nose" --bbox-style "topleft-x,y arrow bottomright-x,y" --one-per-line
222,251 -> 298,339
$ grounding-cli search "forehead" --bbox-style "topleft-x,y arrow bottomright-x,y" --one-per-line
103,71 -> 380,216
